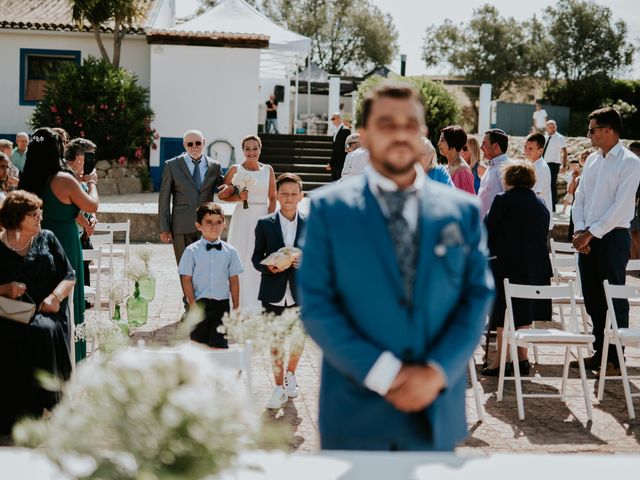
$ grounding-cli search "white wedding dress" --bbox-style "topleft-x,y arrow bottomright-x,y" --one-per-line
226,163 -> 271,310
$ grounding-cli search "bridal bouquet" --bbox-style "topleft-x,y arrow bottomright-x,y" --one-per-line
231,171 -> 257,209
14,344 -> 280,479
260,246 -> 301,271
218,307 -> 305,350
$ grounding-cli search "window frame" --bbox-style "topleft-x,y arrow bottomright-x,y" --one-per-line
19,48 -> 81,106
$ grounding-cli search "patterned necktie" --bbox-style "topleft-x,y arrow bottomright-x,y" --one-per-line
192,159 -> 202,190
379,189 -> 419,300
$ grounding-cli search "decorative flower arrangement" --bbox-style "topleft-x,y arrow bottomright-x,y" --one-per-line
109,282 -> 128,307
126,263 -> 148,284
218,307 -> 305,350
136,244 -> 153,273
74,311 -> 129,355
13,344 -> 281,479
231,171 -> 257,209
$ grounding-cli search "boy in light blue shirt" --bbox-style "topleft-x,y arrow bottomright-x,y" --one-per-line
179,202 -> 243,348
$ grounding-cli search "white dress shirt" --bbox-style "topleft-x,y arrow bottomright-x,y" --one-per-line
532,157 -> 554,230
544,132 -> 566,164
573,142 -> 640,238
269,211 -> 298,307
340,148 -> 370,178
332,124 -> 344,141
361,164 -> 447,396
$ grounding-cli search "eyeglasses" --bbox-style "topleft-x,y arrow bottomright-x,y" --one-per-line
587,126 -> 607,134
346,142 -> 359,148
186,141 -> 203,147
26,210 -> 43,220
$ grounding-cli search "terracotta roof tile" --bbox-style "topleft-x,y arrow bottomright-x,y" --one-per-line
146,28 -> 269,49
0,0 -> 155,34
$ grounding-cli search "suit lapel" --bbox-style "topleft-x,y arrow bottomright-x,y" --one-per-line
294,214 -> 304,247
361,181 -> 404,299
412,183 -> 441,308
177,154 -> 198,190
270,213 -> 285,247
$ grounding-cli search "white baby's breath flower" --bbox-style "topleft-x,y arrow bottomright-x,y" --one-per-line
136,244 -> 153,271
126,262 -> 148,283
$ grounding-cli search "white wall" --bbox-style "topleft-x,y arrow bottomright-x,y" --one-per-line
0,29 -> 150,135
297,93 -> 353,118
149,44 -> 260,169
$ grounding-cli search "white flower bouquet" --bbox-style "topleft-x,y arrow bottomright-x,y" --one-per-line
260,246 -> 302,271
13,344 -> 281,479
126,263 -> 148,284
136,244 -> 153,273
218,307 -> 305,350
231,171 -> 257,209
74,311 -> 129,355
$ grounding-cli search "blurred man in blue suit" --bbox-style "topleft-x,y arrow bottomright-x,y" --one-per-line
298,82 -> 494,451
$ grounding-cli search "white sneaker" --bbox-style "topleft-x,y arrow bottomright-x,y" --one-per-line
284,372 -> 299,399
266,386 -> 288,410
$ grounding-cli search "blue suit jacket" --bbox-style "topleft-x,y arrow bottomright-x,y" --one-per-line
298,174 -> 494,451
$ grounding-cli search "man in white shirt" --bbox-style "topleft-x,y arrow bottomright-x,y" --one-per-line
572,107 -> 640,372
341,134 -> 370,178
478,129 -> 510,219
524,132 -> 554,230
532,102 -> 547,133
544,120 -> 568,209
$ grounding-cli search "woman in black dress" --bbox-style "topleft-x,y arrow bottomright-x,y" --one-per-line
482,161 -> 553,376
0,190 -> 75,435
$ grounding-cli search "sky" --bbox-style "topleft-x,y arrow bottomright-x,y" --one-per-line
175,0 -> 640,78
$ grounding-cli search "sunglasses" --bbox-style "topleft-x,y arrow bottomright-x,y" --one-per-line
346,142 -> 359,148
587,126 -> 607,134
186,141 -> 203,147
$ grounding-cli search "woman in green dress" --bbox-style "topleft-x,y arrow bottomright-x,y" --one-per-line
19,127 -> 99,361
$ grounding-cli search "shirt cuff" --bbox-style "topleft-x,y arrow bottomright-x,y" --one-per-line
364,351 -> 402,396
587,224 -> 605,239
427,361 -> 448,389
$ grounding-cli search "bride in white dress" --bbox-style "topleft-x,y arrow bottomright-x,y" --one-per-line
225,135 -> 276,310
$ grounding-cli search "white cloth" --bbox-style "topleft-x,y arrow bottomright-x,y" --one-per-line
332,123 -> 344,141
532,157 -> 554,230
533,109 -> 547,129
226,163 -> 271,309
269,211 -> 298,307
362,164 -> 447,395
573,142 -> 640,238
544,132 -> 566,164
341,148 -> 369,178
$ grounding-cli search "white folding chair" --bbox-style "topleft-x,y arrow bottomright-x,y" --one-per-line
550,239 -> 577,258
90,232 -> 114,278
497,280 -> 595,421
469,358 -> 484,421
82,247 -> 103,311
68,285 -> 76,374
597,281 -> 640,419
95,221 -> 130,274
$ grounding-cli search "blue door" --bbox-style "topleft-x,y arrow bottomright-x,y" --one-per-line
152,137 -> 184,191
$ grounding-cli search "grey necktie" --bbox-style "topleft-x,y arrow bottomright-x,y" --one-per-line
379,189 -> 419,300
192,159 -> 202,190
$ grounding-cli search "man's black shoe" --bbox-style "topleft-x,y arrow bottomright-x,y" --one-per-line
518,359 -> 531,376
481,362 -> 513,377
569,356 -> 602,370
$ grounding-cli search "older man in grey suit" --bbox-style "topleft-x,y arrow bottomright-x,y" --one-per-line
158,129 -> 236,265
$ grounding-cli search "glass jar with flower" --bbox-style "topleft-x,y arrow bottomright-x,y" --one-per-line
136,244 -> 155,301
126,264 -> 149,327
109,283 -> 129,335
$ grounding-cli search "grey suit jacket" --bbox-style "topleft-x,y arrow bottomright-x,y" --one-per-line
158,153 -> 224,234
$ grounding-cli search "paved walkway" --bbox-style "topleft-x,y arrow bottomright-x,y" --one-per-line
120,243 -> 640,454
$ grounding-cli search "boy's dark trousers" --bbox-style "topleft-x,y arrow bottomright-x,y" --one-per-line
191,298 -> 230,348
262,302 -> 297,317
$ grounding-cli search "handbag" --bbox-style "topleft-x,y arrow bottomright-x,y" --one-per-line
0,291 -> 36,324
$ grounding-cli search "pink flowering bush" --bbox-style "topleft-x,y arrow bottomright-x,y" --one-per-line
30,57 -> 156,162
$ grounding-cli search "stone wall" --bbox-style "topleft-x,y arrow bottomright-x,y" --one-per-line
96,160 -> 150,196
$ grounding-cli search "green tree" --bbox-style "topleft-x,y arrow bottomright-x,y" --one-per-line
354,75 -> 459,145
69,0 -> 146,68
543,0 -> 635,82
30,57 -> 156,162
199,0 -> 398,75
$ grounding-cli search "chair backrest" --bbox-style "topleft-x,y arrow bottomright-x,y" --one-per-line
95,221 -> 130,261
603,280 -> 640,334
504,279 -> 579,332
550,253 -> 583,294
626,259 -> 640,272
550,239 -> 576,258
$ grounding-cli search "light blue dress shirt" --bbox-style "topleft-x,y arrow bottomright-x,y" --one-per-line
427,164 -> 454,187
478,152 -> 509,219
178,237 -> 244,301
183,153 -> 208,181
11,149 -> 27,172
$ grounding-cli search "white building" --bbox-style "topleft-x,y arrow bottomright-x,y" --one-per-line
0,0 -> 310,190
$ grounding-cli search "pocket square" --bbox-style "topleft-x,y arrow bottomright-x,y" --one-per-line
434,222 -> 465,257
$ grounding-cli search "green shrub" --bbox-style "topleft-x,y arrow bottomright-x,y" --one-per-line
30,56 -> 156,162
355,74 -> 460,145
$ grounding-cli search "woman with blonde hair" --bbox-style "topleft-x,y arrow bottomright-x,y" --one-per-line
460,136 -> 486,194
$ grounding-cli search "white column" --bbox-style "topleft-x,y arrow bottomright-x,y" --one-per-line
294,67 -> 299,134
328,75 -> 340,135
478,83 -> 492,135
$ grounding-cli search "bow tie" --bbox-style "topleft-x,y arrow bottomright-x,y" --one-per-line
206,242 -> 222,251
